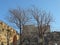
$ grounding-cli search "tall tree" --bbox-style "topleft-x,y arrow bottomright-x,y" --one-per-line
28,7 -> 53,45
9,8 -> 29,45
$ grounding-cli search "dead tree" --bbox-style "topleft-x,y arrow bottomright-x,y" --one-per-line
9,8 -> 29,45
29,7 -> 53,45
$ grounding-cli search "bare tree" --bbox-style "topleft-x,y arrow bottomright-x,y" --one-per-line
8,7 -> 53,45
9,8 -> 30,45
28,7 -> 53,45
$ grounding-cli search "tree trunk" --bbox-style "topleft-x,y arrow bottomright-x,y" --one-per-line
38,30 -> 44,45
19,24 -> 22,45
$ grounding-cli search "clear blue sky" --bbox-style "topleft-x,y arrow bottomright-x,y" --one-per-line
0,0 -> 60,31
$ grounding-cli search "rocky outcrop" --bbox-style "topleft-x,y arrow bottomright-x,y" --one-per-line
0,21 -> 19,45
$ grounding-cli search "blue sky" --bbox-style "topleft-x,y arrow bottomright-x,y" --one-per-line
0,0 -> 60,31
